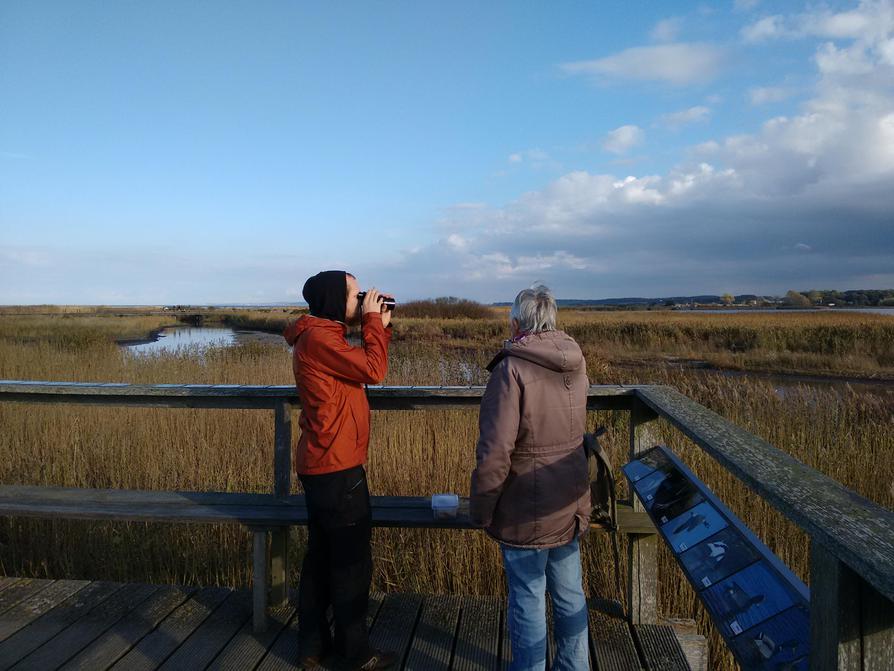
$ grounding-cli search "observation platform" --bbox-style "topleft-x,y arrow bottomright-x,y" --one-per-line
0,578 -> 698,670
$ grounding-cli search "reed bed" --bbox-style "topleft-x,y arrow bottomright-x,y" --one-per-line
0,311 -> 891,669
211,307 -> 894,379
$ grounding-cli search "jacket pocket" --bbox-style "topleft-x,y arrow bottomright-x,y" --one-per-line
335,469 -> 370,527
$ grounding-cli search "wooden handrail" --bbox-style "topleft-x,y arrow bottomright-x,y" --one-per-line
2,379 -> 890,595
0,380 -> 638,410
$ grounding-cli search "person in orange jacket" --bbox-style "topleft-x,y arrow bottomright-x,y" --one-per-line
283,270 -> 395,671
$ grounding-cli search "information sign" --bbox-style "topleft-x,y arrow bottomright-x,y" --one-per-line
623,445 -> 810,671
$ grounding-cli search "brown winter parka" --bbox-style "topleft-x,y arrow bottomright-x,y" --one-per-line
470,330 -> 592,549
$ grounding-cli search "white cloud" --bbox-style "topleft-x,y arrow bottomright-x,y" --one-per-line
803,8 -> 876,39
748,86 -> 794,105
446,234 -> 468,251
377,5 -> 894,300
742,1 -> 894,44
660,106 -> 712,128
734,0 -> 761,10
741,15 -> 790,42
506,148 -> 559,170
603,125 -> 645,154
561,43 -> 726,86
815,41 -> 875,75
651,18 -> 682,42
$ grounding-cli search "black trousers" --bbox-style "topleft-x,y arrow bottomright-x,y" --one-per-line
298,465 -> 373,662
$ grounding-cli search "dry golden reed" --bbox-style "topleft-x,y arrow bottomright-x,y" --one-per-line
0,309 -> 891,669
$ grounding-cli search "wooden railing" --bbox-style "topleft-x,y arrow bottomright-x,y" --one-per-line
1,381 -> 892,669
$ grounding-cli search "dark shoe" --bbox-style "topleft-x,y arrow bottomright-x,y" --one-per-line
336,648 -> 398,670
298,652 -> 323,669
298,643 -> 333,669
359,649 -> 398,670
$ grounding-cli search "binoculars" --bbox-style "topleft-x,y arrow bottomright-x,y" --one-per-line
357,292 -> 396,311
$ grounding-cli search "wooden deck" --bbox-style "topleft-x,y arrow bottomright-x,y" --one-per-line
0,577 -> 694,670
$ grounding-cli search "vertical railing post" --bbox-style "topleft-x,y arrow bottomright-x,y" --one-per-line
810,541 -> 894,670
269,399 -> 293,608
253,530 -> 269,632
627,397 -> 659,624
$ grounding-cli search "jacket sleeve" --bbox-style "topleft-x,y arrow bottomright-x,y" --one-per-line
469,359 -> 520,527
307,313 -> 392,384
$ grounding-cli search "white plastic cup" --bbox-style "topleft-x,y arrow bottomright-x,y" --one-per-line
431,493 -> 459,519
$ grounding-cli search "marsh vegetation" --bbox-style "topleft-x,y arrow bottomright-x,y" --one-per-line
1,306 -> 891,669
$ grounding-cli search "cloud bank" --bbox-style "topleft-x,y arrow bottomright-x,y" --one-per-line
561,43 -> 726,86
379,1 -> 894,300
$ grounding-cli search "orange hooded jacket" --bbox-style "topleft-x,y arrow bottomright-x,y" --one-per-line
283,312 -> 392,475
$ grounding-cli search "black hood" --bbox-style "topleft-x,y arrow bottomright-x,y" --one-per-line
302,270 -> 348,322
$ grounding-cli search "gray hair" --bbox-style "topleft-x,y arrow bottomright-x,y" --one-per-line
510,284 -> 557,333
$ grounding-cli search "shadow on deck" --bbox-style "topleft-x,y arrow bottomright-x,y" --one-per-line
0,577 -> 699,670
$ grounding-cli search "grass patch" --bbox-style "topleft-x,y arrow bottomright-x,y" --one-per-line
1,308 -> 892,669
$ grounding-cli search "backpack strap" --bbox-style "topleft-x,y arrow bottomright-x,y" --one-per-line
585,428 -> 626,620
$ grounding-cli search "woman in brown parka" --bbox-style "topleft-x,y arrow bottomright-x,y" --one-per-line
470,284 -> 591,671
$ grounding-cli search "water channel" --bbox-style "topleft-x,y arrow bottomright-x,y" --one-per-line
122,326 -> 892,399
123,326 -> 283,355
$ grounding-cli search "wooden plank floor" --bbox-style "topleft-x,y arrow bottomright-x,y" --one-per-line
0,578 -> 691,670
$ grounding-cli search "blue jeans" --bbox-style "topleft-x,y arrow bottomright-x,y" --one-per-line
501,536 -> 590,671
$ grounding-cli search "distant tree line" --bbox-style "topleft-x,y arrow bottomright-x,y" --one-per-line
785,289 -> 894,307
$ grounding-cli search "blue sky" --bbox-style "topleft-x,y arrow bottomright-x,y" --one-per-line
2,0 -> 892,304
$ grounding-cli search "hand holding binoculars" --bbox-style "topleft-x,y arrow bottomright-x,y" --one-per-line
357,291 -> 396,311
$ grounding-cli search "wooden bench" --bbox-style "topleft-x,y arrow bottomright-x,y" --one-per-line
0,380 -> 655,636
0,483 -> 653,636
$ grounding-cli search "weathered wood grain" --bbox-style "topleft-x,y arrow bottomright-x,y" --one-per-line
10,583 -> 158,671
627,398 -> 659,626
206,605 -> 294,671
0,580 -> 88,643
403,594 -> 461,671
106,586 -> 230,671
0,583 -> 708,671
0,581 -> 53,618
632,623 -> 691,671
367,593 -> 423,668
500,600 -> 511,671
614,503 -> 655,534
271,400 -> 293,613
0,581 -> 122,670
157,590 -> 252,670
0,381 -> 635,411
587,608 -> 641,671
58,585 -> 196,670
860,578 -> 894,671
273,400 -> 293,498
252,606 -> 302,671
253,531 -> 268,633
255,594 -> 385,671
453,595 -> 501,671
0,487 -> 646,537
661,618 -> 707,671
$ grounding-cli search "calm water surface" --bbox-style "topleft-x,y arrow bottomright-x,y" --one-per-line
125,327 -> 237,355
